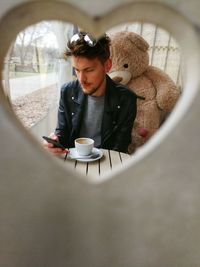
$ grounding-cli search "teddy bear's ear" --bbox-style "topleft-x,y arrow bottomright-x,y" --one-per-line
127,32 -> 149,52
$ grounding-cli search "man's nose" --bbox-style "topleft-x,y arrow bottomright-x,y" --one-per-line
79,72 -> 86,83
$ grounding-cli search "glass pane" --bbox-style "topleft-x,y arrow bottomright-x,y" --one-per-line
2,20 -> 75,139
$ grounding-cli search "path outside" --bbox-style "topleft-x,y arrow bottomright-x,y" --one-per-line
9,72 -> 58,100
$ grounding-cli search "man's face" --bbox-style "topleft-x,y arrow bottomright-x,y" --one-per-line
72,56 -> 112,96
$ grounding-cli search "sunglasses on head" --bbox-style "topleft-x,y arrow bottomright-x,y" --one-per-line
70,33 -> 98,47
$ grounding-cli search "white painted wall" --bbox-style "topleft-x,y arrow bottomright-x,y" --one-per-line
1,1 -> 200,267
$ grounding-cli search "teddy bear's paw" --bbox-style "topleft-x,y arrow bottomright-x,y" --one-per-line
138,128 -> 149,138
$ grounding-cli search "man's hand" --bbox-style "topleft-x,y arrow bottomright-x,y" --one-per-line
43,133 -> 69,156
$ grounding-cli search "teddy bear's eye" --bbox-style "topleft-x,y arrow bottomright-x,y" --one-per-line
123,64 -> 128,68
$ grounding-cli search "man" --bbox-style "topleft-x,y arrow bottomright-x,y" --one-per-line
44,32 -> 137,155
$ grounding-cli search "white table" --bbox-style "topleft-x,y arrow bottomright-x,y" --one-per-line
62,149 -> 131,182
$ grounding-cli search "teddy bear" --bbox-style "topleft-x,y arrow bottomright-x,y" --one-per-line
108,31 -> 181,154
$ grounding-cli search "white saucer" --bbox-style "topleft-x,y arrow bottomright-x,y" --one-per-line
68,147 -> 103,162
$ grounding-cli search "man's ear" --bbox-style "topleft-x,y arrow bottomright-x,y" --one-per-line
104,58 -> 112,72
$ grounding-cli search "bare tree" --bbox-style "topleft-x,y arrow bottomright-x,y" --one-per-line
12,22 -> 51,71
17,26 -> 36,66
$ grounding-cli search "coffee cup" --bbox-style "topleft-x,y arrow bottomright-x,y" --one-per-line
75,137 -> 94,156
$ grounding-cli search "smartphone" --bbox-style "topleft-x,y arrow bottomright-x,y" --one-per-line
42,136 -> 66,150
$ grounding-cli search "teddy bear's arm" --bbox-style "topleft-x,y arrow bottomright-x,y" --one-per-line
145,66 -> 181,112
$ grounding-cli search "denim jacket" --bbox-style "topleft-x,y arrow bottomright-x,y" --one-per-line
55,75 -> 137,153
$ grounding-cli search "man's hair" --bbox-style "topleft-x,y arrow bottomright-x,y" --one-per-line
65,32 -> 111,63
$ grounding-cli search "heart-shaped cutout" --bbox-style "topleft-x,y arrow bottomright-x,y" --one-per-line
3,18 -> 183,183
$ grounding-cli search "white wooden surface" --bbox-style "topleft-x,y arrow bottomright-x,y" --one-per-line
63,149 -> 131,182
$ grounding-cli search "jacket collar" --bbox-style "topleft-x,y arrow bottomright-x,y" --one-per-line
104,75 -> 121,112
71,75 -> 120,111
72,80 -> 85,105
